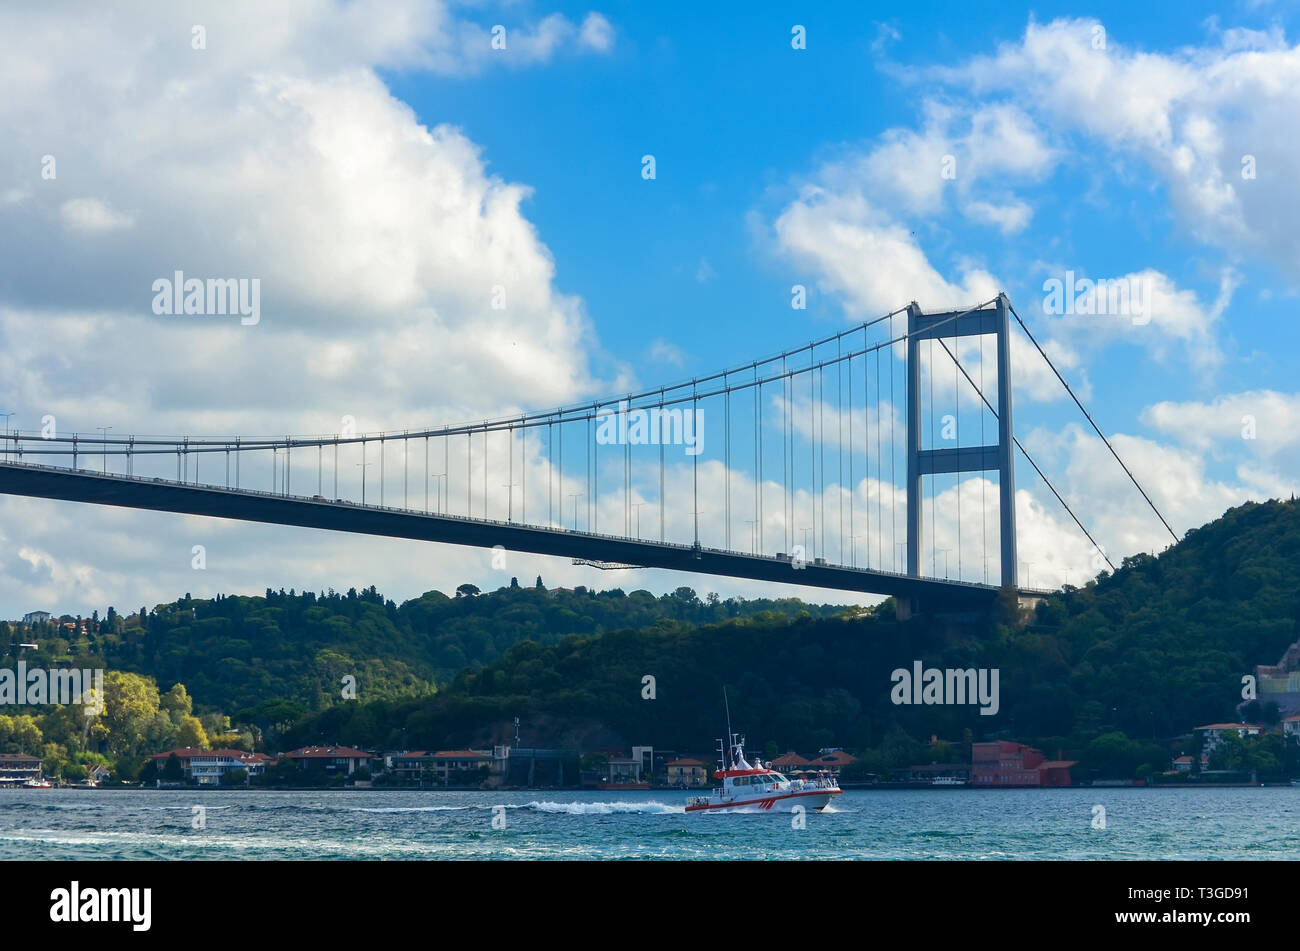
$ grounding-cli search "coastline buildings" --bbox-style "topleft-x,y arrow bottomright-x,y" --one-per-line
1256,637 -> 1300,716
282,746 -> 375,777
1193,723 -> 1264,757
971,741 -> 1076,787
0,753 -> 42,785
149,748 -> 272,784
389,749 -> 492,784
665,757 -> 709,788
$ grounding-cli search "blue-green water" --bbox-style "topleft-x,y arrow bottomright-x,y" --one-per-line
1,788 -> 1295,859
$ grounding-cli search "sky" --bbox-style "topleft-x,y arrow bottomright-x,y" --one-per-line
2,0 -> 1299,618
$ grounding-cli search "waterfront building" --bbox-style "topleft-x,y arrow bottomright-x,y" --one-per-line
282,746 -> 375,777
0,753 -> 41,785
665,758 -> 709,788
769,751 -> 811,774
1194,723 -> 1264,755
149,748 -> 272,784
1256,638 -> 1300,716
971,741 -> 1076,786
807,750 -> 858,774
389,749 -> 492,785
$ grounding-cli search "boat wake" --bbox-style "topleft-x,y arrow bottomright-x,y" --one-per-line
520,800 -> 684,815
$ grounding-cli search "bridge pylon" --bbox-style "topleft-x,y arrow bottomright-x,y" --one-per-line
904,293 -> 1017,604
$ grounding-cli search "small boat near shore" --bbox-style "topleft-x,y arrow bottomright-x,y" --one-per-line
685,690 -> 842,814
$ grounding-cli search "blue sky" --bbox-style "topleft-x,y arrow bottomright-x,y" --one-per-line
1,1 -> 1298,615
385,0 -> 1297,482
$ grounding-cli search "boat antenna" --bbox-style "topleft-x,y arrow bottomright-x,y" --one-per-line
723,686 -> 733,769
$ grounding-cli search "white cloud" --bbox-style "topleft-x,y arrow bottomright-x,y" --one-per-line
773,186 -> 1000,318
1037,267 -> 1236,371
649,339 -> 685,367
578,12 -> 615,53
0,1 -> 623,616
940,16 -> 1300,275
963,198 -> 1032,235
60,197 -> 134,233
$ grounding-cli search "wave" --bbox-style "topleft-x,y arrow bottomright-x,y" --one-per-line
347,805 -> 474,813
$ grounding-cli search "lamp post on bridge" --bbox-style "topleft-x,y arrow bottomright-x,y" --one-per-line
744,519 -> 757,555
0,412 -> 13,463
567,492 -> 584,532
357,460 -> 373,505
631,501 -> 651,540
429,473 -> 446,514
501,481 -> 520,522
96,426 -> 112,474
936,546 -> 950,579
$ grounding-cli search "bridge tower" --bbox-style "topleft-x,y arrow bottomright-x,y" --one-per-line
905,293 -> 1017,590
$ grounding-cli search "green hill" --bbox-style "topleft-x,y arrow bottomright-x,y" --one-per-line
5,580 -> 846,715
282,498 -> 1300,778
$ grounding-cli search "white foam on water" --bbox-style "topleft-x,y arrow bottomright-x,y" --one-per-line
523,800 -> 684,815
348,805 -> 473,813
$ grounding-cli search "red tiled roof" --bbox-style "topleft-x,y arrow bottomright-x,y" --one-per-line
284,746 -> 374,759
1195,723 -> 1263,730
431,749 -> 490,760
808,751 -> 858,766
150,747 -> 269,762
150,747 -> 206,761
770,752 -> 811,767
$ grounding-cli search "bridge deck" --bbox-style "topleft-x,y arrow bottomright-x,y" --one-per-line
0,462 -> 1046,608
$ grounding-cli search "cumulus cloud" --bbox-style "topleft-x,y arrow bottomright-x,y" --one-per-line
939,16 -> 1300,274
0,1 -> 623,616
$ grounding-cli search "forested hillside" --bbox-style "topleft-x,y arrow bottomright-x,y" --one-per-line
4,580 -> 845,714
283,498 -> 1300,778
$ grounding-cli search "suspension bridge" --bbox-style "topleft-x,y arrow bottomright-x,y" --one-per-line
0,293 -> 1176,615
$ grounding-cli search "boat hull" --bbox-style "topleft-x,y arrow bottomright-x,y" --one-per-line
685,788 -> 841,813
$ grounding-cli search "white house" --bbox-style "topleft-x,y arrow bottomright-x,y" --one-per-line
1194,723 -> 1264,754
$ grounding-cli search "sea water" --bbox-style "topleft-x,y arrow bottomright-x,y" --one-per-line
0,787 -> 1294,860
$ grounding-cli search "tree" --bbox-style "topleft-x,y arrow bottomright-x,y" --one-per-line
175,715 -> 209,750
137,758 -> 160,785
160,683 -> 194,719
220,768 -> 248,786
161,753 -> 185,783
456,584 -> 480,598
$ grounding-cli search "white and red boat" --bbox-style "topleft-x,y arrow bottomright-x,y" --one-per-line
685,733 -> 841,814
